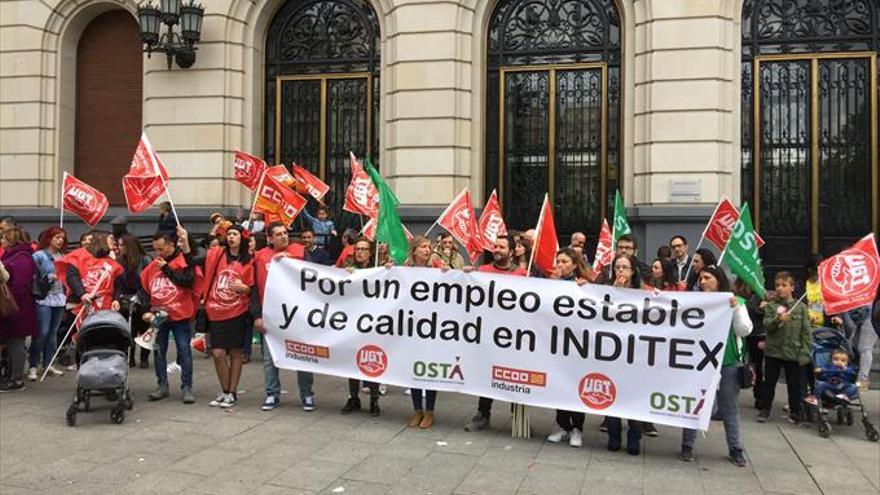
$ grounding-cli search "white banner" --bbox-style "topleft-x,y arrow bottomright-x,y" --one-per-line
263,260 -> 734,430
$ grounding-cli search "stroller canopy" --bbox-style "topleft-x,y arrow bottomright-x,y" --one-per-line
78,310 -> 132,351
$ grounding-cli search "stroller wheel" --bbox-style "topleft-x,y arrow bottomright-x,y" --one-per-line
66,405 -> 77,427
124,389 -> 134,411
865,423 -> 879,442
818,422 -> 831,438
83,395 -> 91,412
110,406 -> 125,425
845,410 -> 854,426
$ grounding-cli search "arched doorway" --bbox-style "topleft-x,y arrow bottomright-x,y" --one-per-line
75,10 -> 143,205
485,0 -> 622,235
264,0 -> 380,226
741,0 -> 879,275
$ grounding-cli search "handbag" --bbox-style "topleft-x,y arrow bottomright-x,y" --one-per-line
737,340 -> 755,389
0,281 -> 19,319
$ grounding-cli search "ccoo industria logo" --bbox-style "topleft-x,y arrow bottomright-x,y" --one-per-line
285,340 -> 330,364
491,365 -> 547,395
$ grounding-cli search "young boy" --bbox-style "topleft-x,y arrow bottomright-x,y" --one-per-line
758,272 -> 812,423
814,349 -> 858,403
301,205 -> 337,249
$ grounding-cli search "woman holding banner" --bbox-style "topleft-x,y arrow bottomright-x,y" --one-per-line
404,236 -> 443,428
546,248 -> 590,447
342,238 -> 381,416
679,264 -> 752,467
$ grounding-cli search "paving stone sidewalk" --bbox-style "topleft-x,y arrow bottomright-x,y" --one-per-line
1,351 -> 878,495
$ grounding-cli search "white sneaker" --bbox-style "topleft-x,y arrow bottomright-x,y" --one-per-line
209,392 -> 226,407
65,364 -> 77,371
219,394 -> 237,409
547,427 -> 570,443
378,384 -> 387,395
27,367 -> 38,381
46,366 -> 64,377
404,388 -> 412,396
569,429 -> 583,448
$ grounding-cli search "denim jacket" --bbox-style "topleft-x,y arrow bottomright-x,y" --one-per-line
33,249 -> 66,307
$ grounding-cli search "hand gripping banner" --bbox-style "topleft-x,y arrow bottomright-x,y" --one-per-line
263,259 -> 735,430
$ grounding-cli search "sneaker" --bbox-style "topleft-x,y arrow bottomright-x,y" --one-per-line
181,387 -> 195,404
219,394 -> 237,408
599,417 -> 608,432
261,396 -> 279,411
679,446 -> 695,462
148,383 -> 169,401
404,388 -> 412,396
857,378 -> 870,392
642,422 -> 659,437
756,410 -> 770,423
369,398 -> 380,417
27,367 -> 37,382
341,397 -> 361,414
46,365 -> 64,377
547,427 -> 570,443
378,384 -> 387,395
65,364 -> 77,371
302,395 -> 315,412
786,415 -> 799,424
804,394 -> 818,406
834,393 -> 851,404
729,449 -> 747,467
0,381 -> 26,393
782,404 -> 790,413
569,429 -> 583,448
464,413 -> 489,432
210,392 -> 227,407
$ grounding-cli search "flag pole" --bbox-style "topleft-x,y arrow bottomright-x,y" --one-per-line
681,196 -> 728,283
786,292 -> 808,313
59,172 -> 66,229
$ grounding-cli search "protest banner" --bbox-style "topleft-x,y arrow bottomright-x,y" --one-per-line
263,260 -> 735,430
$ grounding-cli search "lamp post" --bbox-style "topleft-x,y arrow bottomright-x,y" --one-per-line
137,0 -> 204,70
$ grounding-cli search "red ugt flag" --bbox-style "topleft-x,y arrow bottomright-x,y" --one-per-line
437,189 -> 482,263
592,219 -> 613,272
254,174 -> 308,229
233,150 -> 267,191
264,165 -> 297,188
292,164 -> 330,202
123,133 -> 170,213
703,197 -> 739,250
479,189 -> 508,251
819,234 -> 880,314
343,152 -> 380,217
62,173 -> 108,228
530,194 -> 559,277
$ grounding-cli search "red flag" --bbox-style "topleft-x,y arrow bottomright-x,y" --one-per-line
343,152 -> 380,217
818,234 -> 880,314
592,219 -> 613,272
530,195 -> 558,277
478,189 -> 508,251
703,197 -> 740,250
123,133 -> 170,213
62,173 -> 108,228
264,165 -> 297,188
755,231 -> 766,249
233,150 -> 267,191
436,189 -> 482,263
362,217 -> 413,242
254,174 -> 308,229
292,164 -> 330,202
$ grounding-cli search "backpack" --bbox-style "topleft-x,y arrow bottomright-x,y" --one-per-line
31,251 -> 52,300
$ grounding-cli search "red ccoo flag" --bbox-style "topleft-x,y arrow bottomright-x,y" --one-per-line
292,163 -> 330,202
818,234 -> 880,314
233,150 -> 267,191
436,189 -> 482,262
529,194 -> 559,277
343,152 -> 380,217
123,133 -> 170,213
478,189 -> 508,251
703,197 -> 739,251
592,219 -> 613,272
254,174 -> 308,229
62,173 -> 108,227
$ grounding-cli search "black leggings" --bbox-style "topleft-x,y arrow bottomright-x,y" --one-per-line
556,410 -> 585,432
348,379 -> 378,399
745,335 -> 765,406
762,357 -> 804,417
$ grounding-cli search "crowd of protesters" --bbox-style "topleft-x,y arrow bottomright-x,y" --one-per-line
1,208 -> 878,468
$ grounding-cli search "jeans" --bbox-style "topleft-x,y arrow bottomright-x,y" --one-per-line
261,338 -> 313,400
30,305 -> 64,368
477,397 -> 494,418
556,410 -> 585,432
154,320 -> 193,389
762,356 -> 804,418
683,365 -> 743,452
848,320 -> 877,380
410,389 -> 437,411
606,417 -> 642,449
814,380 -> 858,400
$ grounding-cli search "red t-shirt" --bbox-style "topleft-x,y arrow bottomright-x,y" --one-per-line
254,243 -> 305,300
56,248 -> 123,314
203,247 -> 255,321
335,244 -> 355,268
478,263 -> 527,276
140,253 -> 198,322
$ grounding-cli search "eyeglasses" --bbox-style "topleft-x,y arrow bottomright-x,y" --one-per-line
614,265 -> 633,272
355,247 -> 371,252
618,246 -> 635,252
670,243 -> 685,249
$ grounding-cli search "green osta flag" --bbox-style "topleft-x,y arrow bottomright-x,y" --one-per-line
364,159 -> 409,265
721,203 -> 766,298
612,189 -> 631,244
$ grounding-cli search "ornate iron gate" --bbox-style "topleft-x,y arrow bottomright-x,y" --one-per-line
486,0 -> 622,236
742,0 -> 879,276
265,0 -> 380,226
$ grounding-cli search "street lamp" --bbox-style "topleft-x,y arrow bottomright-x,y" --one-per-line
137,0 -> 204,70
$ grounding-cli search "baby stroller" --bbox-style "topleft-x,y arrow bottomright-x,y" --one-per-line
808,327 -> 878,442
65,310 -> 134,426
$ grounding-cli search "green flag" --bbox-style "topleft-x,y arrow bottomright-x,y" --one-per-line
364,159 -> 409,265
612,189 -> 631,244
721,203 -> 766,298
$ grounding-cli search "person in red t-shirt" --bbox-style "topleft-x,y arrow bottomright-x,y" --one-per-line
463,234 -> 524,432
252,221 -> 309,412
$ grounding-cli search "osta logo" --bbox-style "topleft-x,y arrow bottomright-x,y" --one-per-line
579,372 -> 616,410
356,344 -> 387,378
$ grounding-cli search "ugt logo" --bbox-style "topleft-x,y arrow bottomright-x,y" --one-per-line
579,372 -> 616,410
824,254 -> 877,297
356,344 -> 388,378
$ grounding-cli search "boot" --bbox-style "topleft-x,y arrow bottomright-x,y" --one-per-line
419,411 -> 434,429
341,397 -> 361,414
181,387 -> 195,404
407,410 -> 424,428
369,398 -> 380,417
148,382 -> 169,401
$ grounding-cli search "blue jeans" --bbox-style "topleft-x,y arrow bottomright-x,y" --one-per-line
154,320 -> 193,389
30,305 -> 64,368
683,365 -> 742,452
814,380 -> 858,401
261,338 -> 313,400
410,389 -> 437,411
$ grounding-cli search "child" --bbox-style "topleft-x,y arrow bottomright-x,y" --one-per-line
301,206 -> 337,249
758,271 -> 812,423
813,349 -> 858,403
